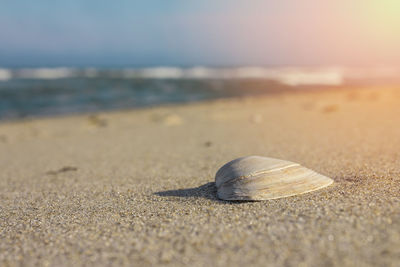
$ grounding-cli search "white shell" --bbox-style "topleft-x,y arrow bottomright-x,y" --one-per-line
215,156 -> 333,201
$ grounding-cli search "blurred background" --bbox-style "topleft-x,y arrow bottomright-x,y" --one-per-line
1,0 -> 400,120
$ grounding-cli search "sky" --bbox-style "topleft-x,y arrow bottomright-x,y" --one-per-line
1,0 -> 400,67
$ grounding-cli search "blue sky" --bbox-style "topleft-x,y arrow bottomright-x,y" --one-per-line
1,0 -> 400,67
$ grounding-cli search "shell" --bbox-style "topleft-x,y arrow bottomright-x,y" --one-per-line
215,156 -> 333,201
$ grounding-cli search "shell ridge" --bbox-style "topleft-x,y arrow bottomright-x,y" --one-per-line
249,173 -> 332,192
215,156 -> 297,187
216,163 -> 301,188
219,169 -> 331,194
255,178 -> 334,200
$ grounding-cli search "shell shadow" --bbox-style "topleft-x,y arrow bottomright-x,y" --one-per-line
155,182 -> 218,201
155,182 -> 253,203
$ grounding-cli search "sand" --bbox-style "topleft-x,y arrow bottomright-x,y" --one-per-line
0,86 -> 400,266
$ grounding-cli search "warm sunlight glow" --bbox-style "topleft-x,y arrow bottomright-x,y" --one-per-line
364,0 -> 400,42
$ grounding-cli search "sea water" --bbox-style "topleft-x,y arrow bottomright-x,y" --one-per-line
0,67 -> 398,120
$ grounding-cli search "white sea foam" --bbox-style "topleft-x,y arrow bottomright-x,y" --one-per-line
184,67 -> 344,86
3,66 -> 400,86
185,67 -> 220,79
139,67 -> 184,79
0,66 -> 347,85
128,66 -> 344,85
17,68 -> 75,79
273,68 -> 344,86
0,68 -> 12,81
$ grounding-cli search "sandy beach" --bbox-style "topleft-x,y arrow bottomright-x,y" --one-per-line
1,86 -> 400,266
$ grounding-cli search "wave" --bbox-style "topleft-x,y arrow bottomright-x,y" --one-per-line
1,66 -> 399,86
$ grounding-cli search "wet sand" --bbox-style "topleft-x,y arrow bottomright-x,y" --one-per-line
1,86 -> 400,266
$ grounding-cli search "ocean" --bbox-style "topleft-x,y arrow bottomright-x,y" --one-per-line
0,66 -> 398,120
